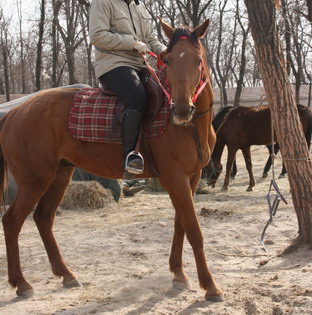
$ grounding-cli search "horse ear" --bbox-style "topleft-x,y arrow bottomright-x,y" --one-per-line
158,17 -> 174,39
192,19 -> 210,39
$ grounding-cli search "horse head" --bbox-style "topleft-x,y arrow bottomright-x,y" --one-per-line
159,18 -> 210,125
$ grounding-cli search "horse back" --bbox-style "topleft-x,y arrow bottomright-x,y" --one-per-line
217,105 -> 272,146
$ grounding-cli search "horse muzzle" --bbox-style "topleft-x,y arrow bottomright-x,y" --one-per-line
170,104 -> 195,125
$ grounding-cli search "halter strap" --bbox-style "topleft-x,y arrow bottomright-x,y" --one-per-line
142,52 -> 210,106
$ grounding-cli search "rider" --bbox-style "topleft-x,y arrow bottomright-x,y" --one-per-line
89,0 -> 166,179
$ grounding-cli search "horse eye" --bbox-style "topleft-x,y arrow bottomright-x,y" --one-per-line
164,59 -> 169,66
197,58 -> 202,66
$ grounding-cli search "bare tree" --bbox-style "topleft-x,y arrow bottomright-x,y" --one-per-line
78,0 -> 96,86
56,0 -> 84,84
0,9 -> 11,101
176,0 -> 214,27
212,0 -> 237,106
16,0 -> 26,93
244,0 -> 312,246
35,0 -> 46,91
233,1 -> 250,107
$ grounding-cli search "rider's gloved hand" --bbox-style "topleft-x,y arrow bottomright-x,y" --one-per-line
133,41 -> 148,54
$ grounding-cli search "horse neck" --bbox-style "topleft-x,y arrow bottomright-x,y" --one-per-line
213,106 -> 234,131
211,133 -> 225,164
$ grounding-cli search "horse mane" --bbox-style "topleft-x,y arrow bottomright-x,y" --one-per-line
166,26 -> 209,77
213,106 -> 236,131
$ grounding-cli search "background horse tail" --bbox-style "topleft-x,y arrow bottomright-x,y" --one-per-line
0,115 -> 8,211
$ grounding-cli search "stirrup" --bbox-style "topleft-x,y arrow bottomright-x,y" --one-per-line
124,151 -> 144,175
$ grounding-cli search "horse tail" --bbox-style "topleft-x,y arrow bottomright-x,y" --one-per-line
0,115 -> 8,211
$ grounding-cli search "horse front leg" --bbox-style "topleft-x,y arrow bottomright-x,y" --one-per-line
242,147 -> 255,191
168,172 -> 201,289
163,175 -> 223,301
169,214 -> 189,289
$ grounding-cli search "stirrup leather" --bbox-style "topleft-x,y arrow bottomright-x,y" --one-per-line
124,151 -> 144,175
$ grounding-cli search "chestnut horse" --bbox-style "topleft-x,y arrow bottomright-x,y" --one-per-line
205,104 -> 312,191
0,19 -> 223,301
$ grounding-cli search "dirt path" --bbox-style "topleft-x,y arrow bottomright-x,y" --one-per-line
1,146 -> 312,314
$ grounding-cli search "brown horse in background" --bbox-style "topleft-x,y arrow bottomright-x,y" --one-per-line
0,19 -> 223,301
205,104 -> 312,191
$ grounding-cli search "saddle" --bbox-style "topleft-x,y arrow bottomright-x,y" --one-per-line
68,67 -> 170,144
102,70 -> 164,127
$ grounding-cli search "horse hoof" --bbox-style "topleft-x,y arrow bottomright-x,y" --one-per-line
16,288 -> 34,299
205,290 -> 224,302
262,173 -> 268,178
63,278 -> 83,288
221,186 -> 228,191
279,174 -> 286,179
246,187 -> 253,192
172,278 -> 191,290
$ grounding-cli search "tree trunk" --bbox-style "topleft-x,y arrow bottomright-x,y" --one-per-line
52,0 -> 61,87
244,0 -> 312,245
17,0 -> 26,94
35,0 -> 45,91
0,27 -> 10,101
307,0 -> 312,23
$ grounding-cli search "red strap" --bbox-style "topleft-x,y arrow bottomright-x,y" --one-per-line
143,52 -> 209,105
192,76 -> 210,103
147,51 -> 166,69
141,53 -> 172,104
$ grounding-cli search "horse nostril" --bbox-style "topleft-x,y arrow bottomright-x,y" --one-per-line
190,105 -> 195,115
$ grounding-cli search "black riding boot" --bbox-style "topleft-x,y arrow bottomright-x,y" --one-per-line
122,109 -> 144,179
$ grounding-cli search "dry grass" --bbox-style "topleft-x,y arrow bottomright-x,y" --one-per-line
60,181 -> 114,210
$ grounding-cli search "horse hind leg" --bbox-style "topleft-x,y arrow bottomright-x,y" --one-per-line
32,165 -> 81,289
242,147 -> 255,191
222,147 -> 237,191
2,187 -> 47,298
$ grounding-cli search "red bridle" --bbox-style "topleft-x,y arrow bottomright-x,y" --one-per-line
142,51 -> 210,105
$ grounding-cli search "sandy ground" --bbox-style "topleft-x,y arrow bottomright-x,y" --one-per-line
1,145 -> 312,315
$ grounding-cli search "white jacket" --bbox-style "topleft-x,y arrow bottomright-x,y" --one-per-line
89,0 -> 166,78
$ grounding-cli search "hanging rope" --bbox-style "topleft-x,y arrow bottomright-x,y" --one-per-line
260,105 -> 287,252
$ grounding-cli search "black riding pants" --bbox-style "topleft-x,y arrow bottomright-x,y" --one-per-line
99,66 -> 148,114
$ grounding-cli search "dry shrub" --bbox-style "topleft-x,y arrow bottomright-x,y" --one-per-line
145,178 -> 165,192
60,181 -> 114,210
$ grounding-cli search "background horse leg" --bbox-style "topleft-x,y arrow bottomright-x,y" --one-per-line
231,159 -> 237,180
222,147 -> 237,191
242,147 -> 255,191
2,188 -> 46,298
33,165 -> 81,288
162,175 -> 223,301
263,143 -> 279,178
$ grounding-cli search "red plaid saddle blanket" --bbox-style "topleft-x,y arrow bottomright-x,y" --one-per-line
68,87 -> 170,144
